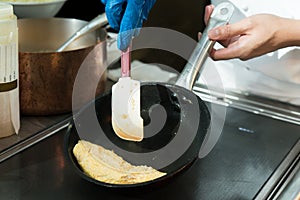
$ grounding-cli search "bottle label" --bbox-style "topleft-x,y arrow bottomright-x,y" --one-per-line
0,42 -> 18,92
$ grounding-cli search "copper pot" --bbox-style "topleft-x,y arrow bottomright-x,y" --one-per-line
18,18 -> 107,115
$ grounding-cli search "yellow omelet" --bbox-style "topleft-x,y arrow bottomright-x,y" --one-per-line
73,140 -> 167,184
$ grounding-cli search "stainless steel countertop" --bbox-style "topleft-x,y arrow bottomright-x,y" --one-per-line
0,114 -> 71,163
0,114 -> 70,152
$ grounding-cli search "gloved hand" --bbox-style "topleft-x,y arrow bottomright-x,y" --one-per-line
101,0 -> 156,51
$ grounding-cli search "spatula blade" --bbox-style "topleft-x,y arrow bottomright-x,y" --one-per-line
111,77 -> 143,141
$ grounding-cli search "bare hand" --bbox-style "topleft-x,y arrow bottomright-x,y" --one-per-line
203,5 -> 300,60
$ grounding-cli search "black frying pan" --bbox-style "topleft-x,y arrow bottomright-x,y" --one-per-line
64,2 -> 234,189
64,82 -> 210,189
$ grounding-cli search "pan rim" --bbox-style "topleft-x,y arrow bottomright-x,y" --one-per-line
64,123 -> 198,189
64,82 -> 211,189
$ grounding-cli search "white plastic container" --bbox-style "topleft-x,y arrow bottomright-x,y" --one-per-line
0,3 -> 20,138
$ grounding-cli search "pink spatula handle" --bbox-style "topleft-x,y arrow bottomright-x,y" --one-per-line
121,46 -> 131,77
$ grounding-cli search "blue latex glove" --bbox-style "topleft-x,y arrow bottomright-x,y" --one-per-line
101,0 -> 156,51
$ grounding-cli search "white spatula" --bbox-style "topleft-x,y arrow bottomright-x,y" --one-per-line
111,44 -> 144,141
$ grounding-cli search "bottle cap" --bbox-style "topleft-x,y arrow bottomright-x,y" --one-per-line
0,3 -> 13,19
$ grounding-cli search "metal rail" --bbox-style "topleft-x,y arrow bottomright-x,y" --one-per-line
0,116 -> 72,163
193,85 -> 300,125
254,140 -> 300,200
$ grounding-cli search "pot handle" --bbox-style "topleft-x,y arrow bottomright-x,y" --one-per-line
56,12 -> 108,52
176,2 -> 235,90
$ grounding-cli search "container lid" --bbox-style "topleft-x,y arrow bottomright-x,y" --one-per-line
0,3 -> 13,19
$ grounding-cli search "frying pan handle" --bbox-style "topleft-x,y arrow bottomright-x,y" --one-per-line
176,2 -> 235,90
56,13 -> 108,52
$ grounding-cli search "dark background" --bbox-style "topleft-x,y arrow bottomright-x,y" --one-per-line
56,0 -> 210,71
56,0 -> 105,21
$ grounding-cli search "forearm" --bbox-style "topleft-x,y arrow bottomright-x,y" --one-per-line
277,17 -> 300,48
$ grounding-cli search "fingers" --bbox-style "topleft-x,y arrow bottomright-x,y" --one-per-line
208,20 -> 249,41
118,0 -> 156,50
210,46 -> 240,60
198,32 -> 202,41
104,0 -> 126,31
118,1 -> 143,50
204,5 -> 214,25
117,30 -> 135,51
141,0 -> 156,21
198,31 -> 241,60
210,38 -> 252,61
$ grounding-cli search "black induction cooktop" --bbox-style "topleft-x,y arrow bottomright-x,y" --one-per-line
0,89 -> 299,200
